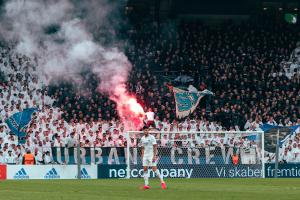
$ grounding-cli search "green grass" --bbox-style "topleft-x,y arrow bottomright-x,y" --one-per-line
1,179 -> 300,200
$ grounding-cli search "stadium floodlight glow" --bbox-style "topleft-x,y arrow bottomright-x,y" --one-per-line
285,13 -> 297,24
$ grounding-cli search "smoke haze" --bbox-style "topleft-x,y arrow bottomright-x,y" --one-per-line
0,0 -> 144,130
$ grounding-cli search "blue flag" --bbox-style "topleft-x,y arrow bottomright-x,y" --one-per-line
247,135 -> 257,141
173,87 -> 213,119
5,108 -> 37,138
260,123 -> 300,147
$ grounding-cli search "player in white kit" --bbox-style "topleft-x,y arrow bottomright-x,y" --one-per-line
141,127 -> 166,190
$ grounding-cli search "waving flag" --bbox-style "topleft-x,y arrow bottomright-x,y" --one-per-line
260,124 -> 300,147
5,108 -> 37,138
173,87 -> 213,119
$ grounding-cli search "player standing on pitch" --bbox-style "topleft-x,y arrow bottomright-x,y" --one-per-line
141,127 -> 166,190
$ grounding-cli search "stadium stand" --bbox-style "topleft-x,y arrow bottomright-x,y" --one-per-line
0,17 -> 299,164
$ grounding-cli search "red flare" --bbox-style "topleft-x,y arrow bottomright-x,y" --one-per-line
109,85 -> 145,130
127,97 -> 144,116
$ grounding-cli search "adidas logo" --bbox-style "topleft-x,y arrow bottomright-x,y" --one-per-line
44,168 -> 60,179
13,168 -> 29,179
78,168 -> 91,179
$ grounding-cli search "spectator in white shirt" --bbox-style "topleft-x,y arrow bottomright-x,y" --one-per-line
0,126 -> 7,139
83,139 -> 92,147
104,137 -> 115,147
115,135 -> 125,147
53,135 -> 63,147
160,134 -> 170,147
294,144 -> 300,162
35,148 -> 44,165
154,116 -> 160,128
291,143 -> 300,161
43,151 -> 53,164
87,131 -> 96,143
119,126 -> 125,138
0,151 -> 5,164
281,149 -> 294,163
5,150 -> 16,164
266,116 -> 277,126
93,138 -> 103,147
7,134 -> 18,146
65,132 -> 77,148
145,108 -> 155,128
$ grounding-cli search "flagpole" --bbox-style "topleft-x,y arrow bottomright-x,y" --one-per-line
274,128 -> 280,178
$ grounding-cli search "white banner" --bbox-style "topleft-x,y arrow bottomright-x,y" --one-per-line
7,165 -> 97,180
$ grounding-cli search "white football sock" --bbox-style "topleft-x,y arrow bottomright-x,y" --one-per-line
155,169 -> 164,182
144,170 -> 149,186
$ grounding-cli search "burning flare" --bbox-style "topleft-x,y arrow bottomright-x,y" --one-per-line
109,85 -> 145,130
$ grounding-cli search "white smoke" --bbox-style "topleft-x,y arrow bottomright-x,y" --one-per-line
0,0 -> 142,129
1,0 -> 131,79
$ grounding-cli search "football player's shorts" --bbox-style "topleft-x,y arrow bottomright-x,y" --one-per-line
142,156 -> 157,167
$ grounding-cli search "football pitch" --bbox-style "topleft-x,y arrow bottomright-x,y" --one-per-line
1,179 -> 300,200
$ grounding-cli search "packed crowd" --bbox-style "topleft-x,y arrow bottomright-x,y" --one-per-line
274,131 -> 300,163
265,131 -> 300,164
126,19 -> 300,128
0,16 -> 300,164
